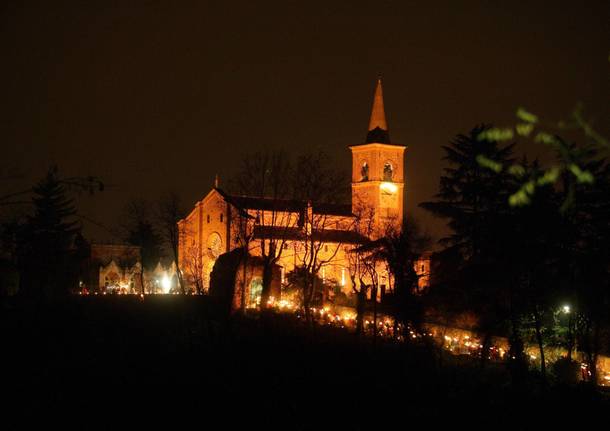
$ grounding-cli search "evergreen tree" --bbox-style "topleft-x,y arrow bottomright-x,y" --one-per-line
18,167 -> 81,298
420,125 -> 515,259
420,125 -> 516,363
505,159 -> 566,378
560,143 -> 610,384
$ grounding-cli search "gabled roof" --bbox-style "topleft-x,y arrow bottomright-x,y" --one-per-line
215,188 -> 354,217
313,202 -> 353,217
253,225 -> 368,244
222,193 -> 304,213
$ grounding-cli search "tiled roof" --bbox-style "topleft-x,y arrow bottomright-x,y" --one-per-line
215,188 -> 353,217
252,225 -> 368,244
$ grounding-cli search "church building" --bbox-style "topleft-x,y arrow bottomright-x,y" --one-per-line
178,79 -> 427,308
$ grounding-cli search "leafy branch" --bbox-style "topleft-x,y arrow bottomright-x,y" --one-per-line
476,105 -> 606,210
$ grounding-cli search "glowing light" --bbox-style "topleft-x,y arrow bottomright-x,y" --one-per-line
161,275 -> 171,294
380,182 -> 398,193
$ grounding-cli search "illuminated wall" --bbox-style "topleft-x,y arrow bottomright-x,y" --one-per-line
350,143 -> 406,233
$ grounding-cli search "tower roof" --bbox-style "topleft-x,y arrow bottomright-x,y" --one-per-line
365,78 -> 391,144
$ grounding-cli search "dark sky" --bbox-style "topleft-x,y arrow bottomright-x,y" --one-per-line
1,0 -> 608,241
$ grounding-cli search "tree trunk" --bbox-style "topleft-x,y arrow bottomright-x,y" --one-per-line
240,251 -> 248,311
176,266 -> 186,295
509,315 -> 525,360
355,285 -> 366,337
260,262 -> 273,309
590,321 -> 600,385
480,333 -> 492,369
566,312 -> 574,360
304,293 -> 312,325
372,288 -> 378,346
533,307 -> 546,381
139,270 -> 145,296
303,276 -> 314,326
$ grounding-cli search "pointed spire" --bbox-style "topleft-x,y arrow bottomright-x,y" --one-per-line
368,77 -> 388,131
365,77 -> 391,144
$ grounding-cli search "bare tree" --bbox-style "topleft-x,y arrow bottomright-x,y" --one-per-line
372,218 -> 431,337
346,204 -> 376,335
183,243 -> 205,295
230,207 -> 255,310
121,199 -> 161,295
230,150 -> 350,311
291,151 -> 352,323
231,150 -> 299,308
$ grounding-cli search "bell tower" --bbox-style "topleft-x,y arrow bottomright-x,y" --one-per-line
350,78 -> 406,234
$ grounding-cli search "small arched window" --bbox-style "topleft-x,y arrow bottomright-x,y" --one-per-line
361,162 -> 369,181
383,162 -> 393,181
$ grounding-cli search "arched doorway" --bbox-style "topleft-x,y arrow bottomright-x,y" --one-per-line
248,277 -> 263,308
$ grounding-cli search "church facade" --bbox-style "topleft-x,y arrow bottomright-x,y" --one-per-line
178,79 -> 427,308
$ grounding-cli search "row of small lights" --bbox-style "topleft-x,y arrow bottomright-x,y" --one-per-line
75,292 -> 610,385
269,297 -> 423,341
268,297 -> 610,386
79,291 -> 182,296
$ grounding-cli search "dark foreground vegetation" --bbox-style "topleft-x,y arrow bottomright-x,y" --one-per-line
2,296 -> 608,427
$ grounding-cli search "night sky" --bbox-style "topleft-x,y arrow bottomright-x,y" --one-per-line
1,1 -> 608,241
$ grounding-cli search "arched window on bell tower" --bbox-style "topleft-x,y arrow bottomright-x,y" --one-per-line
383,162 -> 393,181
361,162 -> 369,181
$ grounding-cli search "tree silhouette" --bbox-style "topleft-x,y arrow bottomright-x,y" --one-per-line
373,219 -> 430,336
420,125 -> 516,365
560,143 -> 610,384
122,199 -> 162,294
420,125 -> 514,259
17,167 -> 81,298
230,150 -> 349,311
291,151 -> 352,323
230,150 -> 297,309
156,191 -> 187,294
504,159 -> 566,378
